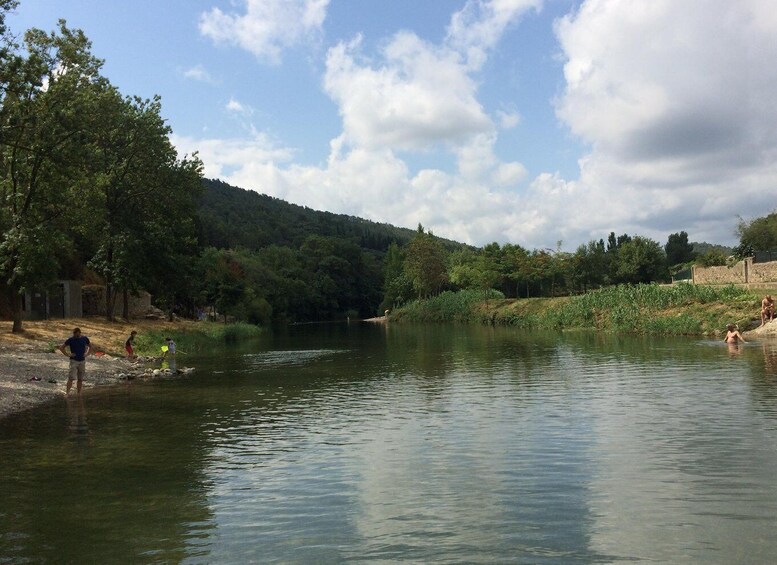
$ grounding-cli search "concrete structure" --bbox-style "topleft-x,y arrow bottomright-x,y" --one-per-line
82,285 -> 152,318
21,280 -> 82,320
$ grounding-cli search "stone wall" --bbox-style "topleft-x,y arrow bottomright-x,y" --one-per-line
82,285 -> 152,318
693,257 -> 777,285
693,260 -> 748,285
750,260 -> 777,284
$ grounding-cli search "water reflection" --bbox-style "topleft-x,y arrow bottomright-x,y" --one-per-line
0,388 -> 216,563
727,342 -> 744,355
66,396 -> 91,444
3,326 -> 777,562
762,341 -> 777,376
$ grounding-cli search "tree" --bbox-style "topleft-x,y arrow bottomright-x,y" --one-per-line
737,212 -> 777,253
404,225 -> 448,298
448,247 -> 501,301
0,21 -> 106,331
502,243 -> 530,298
572,239 -> 607,291
695,250 -> 727,267
615,236 -> 669,284
139,154 -> 203,318
381,241 -> 412,311
665,231 -> 695,266
86,90 -> 203,320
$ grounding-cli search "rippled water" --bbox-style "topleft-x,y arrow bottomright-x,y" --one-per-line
2,324 -> 777,563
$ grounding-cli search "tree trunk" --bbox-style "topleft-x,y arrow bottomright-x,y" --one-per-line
105,242 -> 115,322
122,288 -> 129,320
106,283 -> 115,322
10,285 -> 24,333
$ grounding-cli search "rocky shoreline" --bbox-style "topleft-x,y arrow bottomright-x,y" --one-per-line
0,345 -> 193,421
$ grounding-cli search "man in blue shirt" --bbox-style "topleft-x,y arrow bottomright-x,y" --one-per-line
58,327 -> 91,395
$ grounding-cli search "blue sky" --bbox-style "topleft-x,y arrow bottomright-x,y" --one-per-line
8,1 -> 777,249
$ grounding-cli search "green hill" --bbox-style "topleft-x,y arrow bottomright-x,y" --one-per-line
198,178 -> 463,253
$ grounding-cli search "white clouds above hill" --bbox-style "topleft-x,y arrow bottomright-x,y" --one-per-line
190,0 -> 777,249
192,0 -> 537,244
547,0 -> 777,243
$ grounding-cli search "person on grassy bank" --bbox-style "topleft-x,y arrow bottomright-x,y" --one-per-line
125,330 -> 137,361
58,327 -> 91,395
762,295 -> 774,326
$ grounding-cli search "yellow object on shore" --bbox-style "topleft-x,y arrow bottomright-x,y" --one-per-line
161,345 -> 169,353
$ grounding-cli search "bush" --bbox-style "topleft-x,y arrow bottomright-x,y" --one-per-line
396,289 -> 504,323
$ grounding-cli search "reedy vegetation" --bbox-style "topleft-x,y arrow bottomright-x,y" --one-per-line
395,284 -> 760,335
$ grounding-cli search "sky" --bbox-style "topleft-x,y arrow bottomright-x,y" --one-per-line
7,0 -> 777,250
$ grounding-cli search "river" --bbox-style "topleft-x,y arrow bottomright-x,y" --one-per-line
2,323 -> 777,563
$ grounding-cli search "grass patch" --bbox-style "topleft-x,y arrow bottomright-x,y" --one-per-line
132,322 -> 262,356
393,290 -> 505,323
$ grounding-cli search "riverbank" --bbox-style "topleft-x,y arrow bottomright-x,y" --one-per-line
392,284 -> 777,336
0,318 -> 260,421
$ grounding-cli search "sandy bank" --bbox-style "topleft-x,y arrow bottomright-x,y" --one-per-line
0,318 -> 198,421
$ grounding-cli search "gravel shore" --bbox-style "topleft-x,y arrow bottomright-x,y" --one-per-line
0,344 -> 135,421
0,318 -> 202,421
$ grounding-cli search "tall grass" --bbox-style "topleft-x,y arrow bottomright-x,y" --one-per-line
395,289 -> 504,323
527,284 -> 755,334
132,322 -> 262,355
396,283 -> 759,335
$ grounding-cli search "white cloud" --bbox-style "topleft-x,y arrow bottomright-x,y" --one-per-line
225,97 -> 253,116
447,0 -> 543,69
547,0 -> 777,245
199,0 -> 329,64
186,1 -> 550,246
183,64 -> 215,84
323,33 -> 493,151
171,133 -> 295,181
496,109 -> 521,130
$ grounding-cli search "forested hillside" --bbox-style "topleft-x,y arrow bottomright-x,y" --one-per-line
197,179 -> 459,252
193,179 -> 471,323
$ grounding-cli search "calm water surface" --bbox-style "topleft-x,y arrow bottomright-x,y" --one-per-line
2,324 -> 777,563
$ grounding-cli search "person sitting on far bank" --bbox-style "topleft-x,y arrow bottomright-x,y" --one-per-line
163,337 -> 176,358
762,295 -> 775,326
724,324 -> 746,344
125,330 -> 137,360
58,327 -> 91,395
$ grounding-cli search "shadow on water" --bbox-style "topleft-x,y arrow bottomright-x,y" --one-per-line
0,385 -> 216,563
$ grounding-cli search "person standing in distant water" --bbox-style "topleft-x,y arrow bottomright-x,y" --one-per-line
163,337 -> 176,358
724,324 -> 746,344
58,327 -> 91,395
762,295 -> 775,326
125,330 -> 137,361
